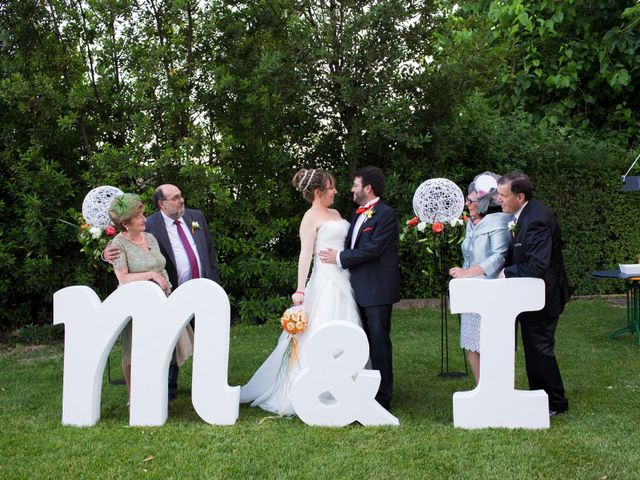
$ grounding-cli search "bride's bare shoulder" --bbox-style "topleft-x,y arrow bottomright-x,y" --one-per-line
301,208 -> 343,231
300,209 -> 322,229
329,208 -> 343,219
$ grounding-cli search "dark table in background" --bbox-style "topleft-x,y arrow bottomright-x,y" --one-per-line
592,269 -> 640,347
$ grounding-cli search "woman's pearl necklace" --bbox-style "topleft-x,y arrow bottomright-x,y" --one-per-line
123,232 -> 144,245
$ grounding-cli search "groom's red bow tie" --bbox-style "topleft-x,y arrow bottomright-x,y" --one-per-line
356,201 -> 378,215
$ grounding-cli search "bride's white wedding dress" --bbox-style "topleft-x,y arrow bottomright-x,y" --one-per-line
240,219 -> 362,416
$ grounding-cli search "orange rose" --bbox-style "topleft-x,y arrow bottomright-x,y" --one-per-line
285,321 -> 296,333
295,321 -> 305,332
432,222 -> 444,234
406,216 -> 419,227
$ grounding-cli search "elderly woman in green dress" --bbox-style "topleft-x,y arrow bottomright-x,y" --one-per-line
448,173 -> 512,385
108,194 -> 193,398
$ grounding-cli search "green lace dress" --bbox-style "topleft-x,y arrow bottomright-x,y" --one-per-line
112,232 -> 193,366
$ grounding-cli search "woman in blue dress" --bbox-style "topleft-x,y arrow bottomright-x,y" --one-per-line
449,173 -> 512,384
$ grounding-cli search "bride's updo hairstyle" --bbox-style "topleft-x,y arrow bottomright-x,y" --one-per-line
292,168 -> 335,203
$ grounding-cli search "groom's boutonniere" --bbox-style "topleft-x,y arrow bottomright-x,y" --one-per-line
191,221 -> 200,234
364,207 -> 375,219
507,220 -> 519,237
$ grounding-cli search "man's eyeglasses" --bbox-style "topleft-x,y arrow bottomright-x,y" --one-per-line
163,193 -> 184,202
465,197 -> 478,205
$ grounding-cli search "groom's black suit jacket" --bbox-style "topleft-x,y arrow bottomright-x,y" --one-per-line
340,201 -> 400,307
145,209 -> 220,289
504,198 -> 570,319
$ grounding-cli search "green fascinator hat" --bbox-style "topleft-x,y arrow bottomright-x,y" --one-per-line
108,193 -> 143,226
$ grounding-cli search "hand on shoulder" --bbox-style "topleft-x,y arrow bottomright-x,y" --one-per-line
102,240 -> 121,263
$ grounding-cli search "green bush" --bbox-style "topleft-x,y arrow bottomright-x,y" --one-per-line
2,2 -> 637,331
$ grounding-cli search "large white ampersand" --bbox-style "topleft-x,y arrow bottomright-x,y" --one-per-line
290,321 -> 399,427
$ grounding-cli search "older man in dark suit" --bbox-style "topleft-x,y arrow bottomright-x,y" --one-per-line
319,166 -> 400,410
145,184 -> 220,288
497,172 -> 570,416
104,184 -> 220,400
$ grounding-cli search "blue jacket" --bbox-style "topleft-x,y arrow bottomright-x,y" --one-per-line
461,212 -> 511,278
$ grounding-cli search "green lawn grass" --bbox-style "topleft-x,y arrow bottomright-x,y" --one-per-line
1,300 -> 638,479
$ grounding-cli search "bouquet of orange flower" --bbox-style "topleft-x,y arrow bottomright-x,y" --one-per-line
277,305 -> 308,381
280,305 -> 308,335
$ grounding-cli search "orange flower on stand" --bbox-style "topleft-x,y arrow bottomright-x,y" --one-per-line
400,213 -> 466,257
406,216 -> 420,227
69,211 -> 120,269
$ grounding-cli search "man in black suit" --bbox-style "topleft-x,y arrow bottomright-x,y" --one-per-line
497,172 -> 570,415
319,166 -> 400,410
105,184 -> 220,399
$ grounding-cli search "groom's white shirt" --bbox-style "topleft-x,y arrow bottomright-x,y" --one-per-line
336,197 -> 379,269
350,197 -> 379,249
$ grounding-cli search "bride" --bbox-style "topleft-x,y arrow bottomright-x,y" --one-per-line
240,168 -> 362,416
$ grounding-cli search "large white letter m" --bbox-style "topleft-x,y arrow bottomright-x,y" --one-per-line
53,279 -> 239,427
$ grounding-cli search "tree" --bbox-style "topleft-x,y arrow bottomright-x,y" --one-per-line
453,0 -> 640,142
0,0 -> 92,326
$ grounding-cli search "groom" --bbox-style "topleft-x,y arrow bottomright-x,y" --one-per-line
319,166 -> 400,410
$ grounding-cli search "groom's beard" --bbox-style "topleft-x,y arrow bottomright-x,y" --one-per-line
352,192 -> 366,206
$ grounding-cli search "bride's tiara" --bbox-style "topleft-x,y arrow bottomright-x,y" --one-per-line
298,169 -> 316,192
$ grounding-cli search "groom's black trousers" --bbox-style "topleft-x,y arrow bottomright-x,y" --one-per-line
359,304 -> 393,409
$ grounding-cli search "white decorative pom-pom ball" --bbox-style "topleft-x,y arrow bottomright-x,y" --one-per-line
82,186 -> 124,228
412,178 -> 464,223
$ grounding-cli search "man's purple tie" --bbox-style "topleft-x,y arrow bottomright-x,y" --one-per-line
174,220 -> 200,279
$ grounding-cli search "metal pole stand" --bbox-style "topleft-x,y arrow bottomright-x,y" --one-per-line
103,270 -> 126,386
437,238 -> 468,379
